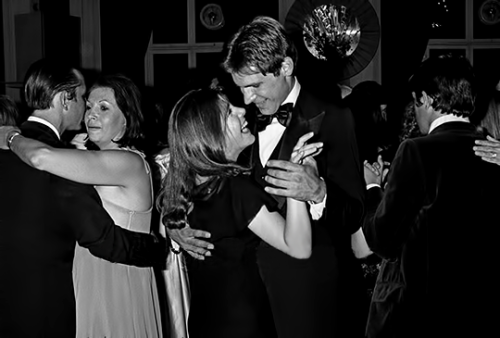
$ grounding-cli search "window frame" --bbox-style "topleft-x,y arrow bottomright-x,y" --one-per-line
426,0 -> 500,64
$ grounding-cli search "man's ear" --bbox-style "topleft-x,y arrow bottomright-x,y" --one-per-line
412,91 -> 431,108
281,57 -> 294,77
60,91 -> 70,111
421,91 -> 433,108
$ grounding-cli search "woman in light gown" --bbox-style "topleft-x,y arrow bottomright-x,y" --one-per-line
1,74 -> 163,337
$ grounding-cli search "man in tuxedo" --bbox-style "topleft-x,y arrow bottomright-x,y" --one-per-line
169,16 -> 366,338
0,58 -> 166,338
362,55 -> 499,337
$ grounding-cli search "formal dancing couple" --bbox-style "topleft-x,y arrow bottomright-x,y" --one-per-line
164,16 -> 366,338
0,60 -> 166,337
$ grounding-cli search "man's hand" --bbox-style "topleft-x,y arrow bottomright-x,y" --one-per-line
70,133 -> 88,150
166,225 -> 214,260
0,126 -> 20,149
364,155 -> 389,187
474,136 -> 500,166
290,132 -> 323,164
264,159 -> 326,203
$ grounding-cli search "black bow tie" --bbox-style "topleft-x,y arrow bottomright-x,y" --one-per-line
256,103 -> 293,131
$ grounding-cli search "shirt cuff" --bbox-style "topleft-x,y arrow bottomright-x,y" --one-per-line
366,183 -> 381,190
308,187 -> 327,220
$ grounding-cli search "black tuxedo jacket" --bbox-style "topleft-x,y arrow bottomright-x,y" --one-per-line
363,122 -> 500,337
251,89 -> 365,250
245,89 -> 366,338
0,121 -> 165,338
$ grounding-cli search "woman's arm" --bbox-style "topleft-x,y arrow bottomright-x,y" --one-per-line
9,134 -> 144,186
248,198 -> 312,259
247,132 -> 322,258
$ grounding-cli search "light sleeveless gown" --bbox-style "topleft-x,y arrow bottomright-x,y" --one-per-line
73,149 -> 162,338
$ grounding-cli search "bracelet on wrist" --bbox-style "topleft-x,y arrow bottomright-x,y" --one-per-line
7,131 -> 21,149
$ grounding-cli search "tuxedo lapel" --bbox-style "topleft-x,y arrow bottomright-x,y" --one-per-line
251,134 -> 268,188
274,95 -> 326,162
251,94 -> 327,209
266,115 -> 309,210
21,121 -> 64,148
273,108 -> 309,161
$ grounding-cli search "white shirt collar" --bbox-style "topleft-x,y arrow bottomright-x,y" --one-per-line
281,77 -> 301,107
27,116 -> 61,140
428,114 -> 469,134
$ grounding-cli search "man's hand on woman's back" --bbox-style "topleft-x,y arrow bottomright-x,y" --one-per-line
166,226 -> 214,260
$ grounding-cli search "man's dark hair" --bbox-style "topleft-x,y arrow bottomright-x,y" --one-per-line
23,58 -> 83,110
409,54 -> 476,117
222,16 -> 297,76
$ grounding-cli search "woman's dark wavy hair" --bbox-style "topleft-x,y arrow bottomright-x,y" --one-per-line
23,58 -> 82,110
156,87 -> 251,229
409,54 -> 476,117
222,16 -> 297,76
0,95 -> 20,126
479,92 -> 500,139
88,74 -> 146,149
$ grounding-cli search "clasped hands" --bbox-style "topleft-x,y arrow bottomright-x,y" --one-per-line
364,154 -> 390,188
166,131 -> 325,260
266,131 -> 325,203
364,135 -> 500,187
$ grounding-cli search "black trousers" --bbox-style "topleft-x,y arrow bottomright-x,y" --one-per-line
257,242 -> 339,338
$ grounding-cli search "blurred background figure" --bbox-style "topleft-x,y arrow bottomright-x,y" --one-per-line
345,80 -> 394,325
0,95 -> 20,126
345,81 -> 393,164
473,91 -> 500,166
478,91 -> 500,139
398,100 -> 422,143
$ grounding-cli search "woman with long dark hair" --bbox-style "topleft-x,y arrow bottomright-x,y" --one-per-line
157,86 -> 321,338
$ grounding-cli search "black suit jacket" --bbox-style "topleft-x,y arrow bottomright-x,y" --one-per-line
363,122 -> 500,337
251,89 -> 365,250
247,88 -> 366,338
0,121 -> 165,338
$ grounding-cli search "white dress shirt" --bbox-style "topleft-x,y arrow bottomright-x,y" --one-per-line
28,116 -> 61,140
258,78 -> 326,220
428,114 -> 469,134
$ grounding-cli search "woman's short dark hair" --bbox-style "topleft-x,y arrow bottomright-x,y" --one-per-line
89,74 -> 146,149
23,58 -> 83,110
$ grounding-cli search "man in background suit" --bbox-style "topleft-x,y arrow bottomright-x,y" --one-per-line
169,16 -> 366,338
0,58 -> 166,338
363,55 -> 500,338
